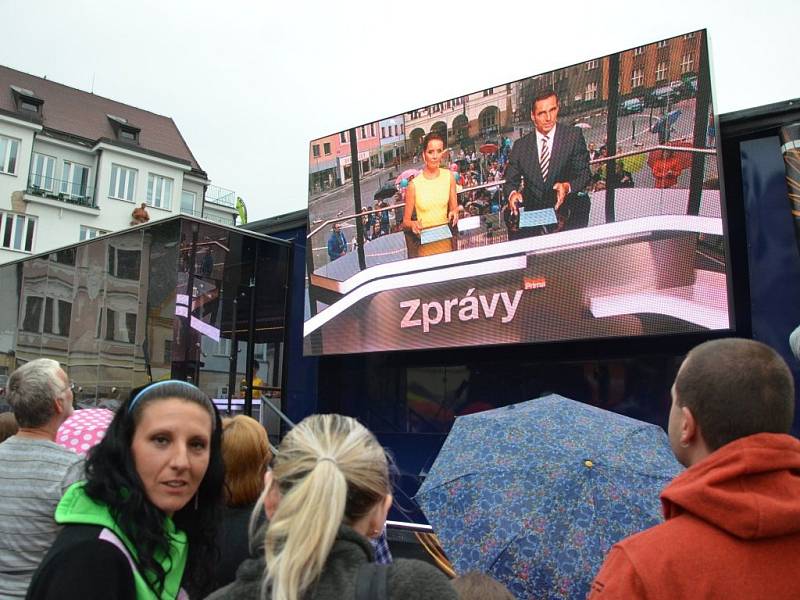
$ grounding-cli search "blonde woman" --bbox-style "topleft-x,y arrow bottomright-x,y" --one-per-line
218,416 -> 272,587
206,414 -> 457,600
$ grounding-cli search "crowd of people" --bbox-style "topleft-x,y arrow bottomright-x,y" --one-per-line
2,337 -> 797,599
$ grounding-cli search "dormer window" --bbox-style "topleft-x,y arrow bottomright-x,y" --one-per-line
119,127 -> 138,143
107,114 -> 140,145
10,85 -> 44,116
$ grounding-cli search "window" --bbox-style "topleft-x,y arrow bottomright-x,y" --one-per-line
633,46 -> 644,56
370,123 -> 375,137
480,110 -> 497,131
105,308 -> 136,343
119,127 -> 139,143
360,126 -> 366,139
11,87 -> 43,115
79,225 -> 108,241
22,296 -> 43,332
584,82 -> 598,101
108,247 -> 141,280
656,40 -> 668,48
631,68 -> 644,88
146,173 -> 173,209
681,53 -> 695,74
180,190 -> 196,215
586,59 -> 598,71
109,164 -> 136,201
312,144 -> 320,158
340,132 -> 347,143
61,161 -> 91,198
43,298 -> 72,336
0,211 -> 36,252
683,33 -> 695,39
51,248 -> 76,265
20,100 -> 39,113
0,135 -> 20,175
323,142 -> 331,155
381,127 -> 386,138
214,337 -> 232,356
30,153 -> 56,191
656,61 -> 668,81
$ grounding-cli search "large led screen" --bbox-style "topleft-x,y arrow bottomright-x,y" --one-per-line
304,30 -> 732,356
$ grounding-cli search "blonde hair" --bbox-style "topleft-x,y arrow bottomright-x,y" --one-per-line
452,572 -> 515,600
221,416 -> 271,507
0,412 -> 19,443
263,414 -> 389,600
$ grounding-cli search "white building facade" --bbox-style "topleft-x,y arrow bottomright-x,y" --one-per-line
0,65 -> 237,263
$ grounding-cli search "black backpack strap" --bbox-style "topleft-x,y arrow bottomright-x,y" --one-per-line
354,562 -> 389,600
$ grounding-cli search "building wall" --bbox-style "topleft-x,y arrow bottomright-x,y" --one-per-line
0,121 -> 214,262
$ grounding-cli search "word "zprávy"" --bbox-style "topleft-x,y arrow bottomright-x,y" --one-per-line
399,288 -> 524,332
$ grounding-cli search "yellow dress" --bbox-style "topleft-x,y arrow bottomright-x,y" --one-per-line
411,168 -> 453,256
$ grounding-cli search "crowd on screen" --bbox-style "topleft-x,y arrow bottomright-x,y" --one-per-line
1,336 -> 799,599
326,135 -> 649,264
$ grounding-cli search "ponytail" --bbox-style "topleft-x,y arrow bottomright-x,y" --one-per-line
263,415 -> 389,600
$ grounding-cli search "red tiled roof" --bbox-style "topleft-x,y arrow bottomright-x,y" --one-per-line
0,64 -> 205,175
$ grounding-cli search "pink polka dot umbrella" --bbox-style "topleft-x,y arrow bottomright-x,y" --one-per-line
56,408 -> 114,456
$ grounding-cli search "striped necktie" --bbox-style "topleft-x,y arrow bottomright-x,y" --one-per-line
540,135 -> 550,182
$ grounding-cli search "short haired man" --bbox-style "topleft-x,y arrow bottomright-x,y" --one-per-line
327,222 -> 347,261
0,359 -> 84,597
589,338 -> 800,599
503,90 -> 591,235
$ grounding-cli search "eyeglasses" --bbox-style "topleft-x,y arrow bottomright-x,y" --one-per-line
60,380 -> 76,394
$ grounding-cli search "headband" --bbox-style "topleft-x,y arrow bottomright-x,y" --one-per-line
128,380 -> 204,413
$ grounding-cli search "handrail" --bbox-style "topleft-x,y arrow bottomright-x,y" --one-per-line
307,203 -> 405,238
386,519 -> 433,533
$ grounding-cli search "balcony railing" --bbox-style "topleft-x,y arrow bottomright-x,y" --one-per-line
27,177 -> 96,209
205,184 -> 236,208
180,208 -> 236,227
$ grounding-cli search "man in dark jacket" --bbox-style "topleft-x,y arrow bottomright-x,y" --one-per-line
327,223 -> 347,261
503,90 -> 591,233
589,338 -> 800,599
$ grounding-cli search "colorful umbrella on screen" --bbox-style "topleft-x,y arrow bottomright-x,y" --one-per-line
395,169 -> 420,187
57,408 -> 114,456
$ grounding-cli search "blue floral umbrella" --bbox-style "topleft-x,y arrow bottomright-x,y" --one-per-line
415,394 -> 682,600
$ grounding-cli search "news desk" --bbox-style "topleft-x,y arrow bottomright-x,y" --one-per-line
304,214 -> 729,356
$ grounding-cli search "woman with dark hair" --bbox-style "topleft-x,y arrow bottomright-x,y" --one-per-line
403,132 -> 459,257
27,380 -> 225,600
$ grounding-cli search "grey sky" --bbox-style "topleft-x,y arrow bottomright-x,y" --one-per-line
5,0 -> 799,223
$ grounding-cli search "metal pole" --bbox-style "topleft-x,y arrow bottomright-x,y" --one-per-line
350,128 -> 367,271
243,243 -> 259,417
687,32 -> 711,216
227,296 -> 238,415
605,53 -> 621,223
278,236 -> 294,438
186,223 -> 199,383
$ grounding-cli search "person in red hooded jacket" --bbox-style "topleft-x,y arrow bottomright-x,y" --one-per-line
588,337 -> 800,600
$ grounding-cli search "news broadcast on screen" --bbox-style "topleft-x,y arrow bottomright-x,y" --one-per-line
303,29 -> 730,356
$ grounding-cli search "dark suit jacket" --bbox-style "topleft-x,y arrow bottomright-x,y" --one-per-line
502,125 -> 591,210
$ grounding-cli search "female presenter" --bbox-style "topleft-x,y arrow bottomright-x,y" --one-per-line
403,132 -> 459,256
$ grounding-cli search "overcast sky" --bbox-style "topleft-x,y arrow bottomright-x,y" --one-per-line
5,0 -> 799,223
